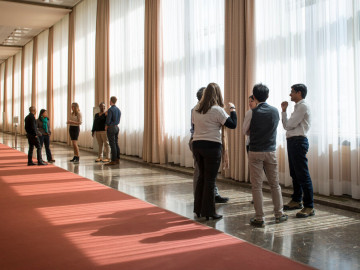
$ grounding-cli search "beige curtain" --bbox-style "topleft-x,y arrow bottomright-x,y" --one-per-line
20,47 -> 25,135
3,60 -> 8,132
31,36 -> 38,109
47,27 -> 54,136
11,55 -> 15,133
143,0 -> 166,164
95,0 -> 110,108
67,10 -> 76,144
224,0 -> 256,181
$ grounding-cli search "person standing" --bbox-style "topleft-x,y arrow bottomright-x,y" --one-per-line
105,96 -> 121,166
92,102 -> 110,163
243,95 -> 257,153
67,102 -> 82,163
190,87 -> 229,203
243,95 -> 257,204
37,109 -> 55,163
246,83 -> 287,227
192,83 -> 237,220
281,83 -> 314,218
25,106 -> 47,166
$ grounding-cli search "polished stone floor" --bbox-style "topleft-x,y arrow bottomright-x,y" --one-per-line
1,132 -> 360,270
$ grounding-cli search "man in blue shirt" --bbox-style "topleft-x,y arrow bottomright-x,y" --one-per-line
105,96 -> 121,166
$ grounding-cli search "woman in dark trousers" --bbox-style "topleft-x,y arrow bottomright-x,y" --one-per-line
37,109 -> 55,163
192,83 -> 237,220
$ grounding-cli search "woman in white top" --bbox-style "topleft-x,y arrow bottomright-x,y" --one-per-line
66,102 -> 82,163
192,83 -> 237,220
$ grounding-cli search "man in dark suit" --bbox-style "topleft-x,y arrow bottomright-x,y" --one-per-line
25,106 -> 47,166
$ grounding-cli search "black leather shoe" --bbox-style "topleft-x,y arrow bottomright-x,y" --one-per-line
206,214 -> 223,220
27,162 -> 36,166
38,161 -> 48,166
70,156 -> 76,162
194,212 -> 201,218
215,195 -> 229,203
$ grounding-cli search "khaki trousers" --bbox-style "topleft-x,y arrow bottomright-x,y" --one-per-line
96,131 -> 110,159
249,151 -> 284,221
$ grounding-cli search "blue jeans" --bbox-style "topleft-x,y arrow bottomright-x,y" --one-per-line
287,136 -> 314,208
39,135 -> 53,161
107,126 -> 120,161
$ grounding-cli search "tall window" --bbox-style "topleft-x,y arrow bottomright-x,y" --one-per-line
0,63 -> 4,130
109,0 -> 145,157
74,0 -> 97,148
13,52 -> 22,125
5,57 -> 13,132
162,0 -> 225,166
36,30 -> 49,112
255,0 -> 360,198
53,15 -> 69,142
23,41 -> 33,134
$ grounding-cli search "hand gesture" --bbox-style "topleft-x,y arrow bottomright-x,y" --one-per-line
228,102 -> 235,112
281,101 -> 288,112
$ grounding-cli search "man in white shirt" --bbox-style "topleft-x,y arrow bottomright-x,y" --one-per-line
281,84 -> 314,218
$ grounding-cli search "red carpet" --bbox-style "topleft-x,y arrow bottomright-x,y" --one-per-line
0,143 -> 314,270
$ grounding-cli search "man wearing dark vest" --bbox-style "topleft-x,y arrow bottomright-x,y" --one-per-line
245,84 -> 287,227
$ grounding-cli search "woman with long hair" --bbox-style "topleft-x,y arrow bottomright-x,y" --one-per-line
67,102 -> 82,163
37,109 -> 55,163
192,82 -> 237,220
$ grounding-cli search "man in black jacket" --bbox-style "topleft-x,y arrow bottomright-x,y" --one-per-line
25,106 -> 47,166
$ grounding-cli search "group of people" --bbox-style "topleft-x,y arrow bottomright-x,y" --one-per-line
24,107 -> 55,166
190,82 -> 314,227
25,83 -> 314,227
25,96 -> 122,167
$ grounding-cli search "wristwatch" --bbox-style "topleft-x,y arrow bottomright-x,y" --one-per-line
230,106 -> 236,109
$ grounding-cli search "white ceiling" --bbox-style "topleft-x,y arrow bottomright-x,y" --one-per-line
0,0 -> 81,64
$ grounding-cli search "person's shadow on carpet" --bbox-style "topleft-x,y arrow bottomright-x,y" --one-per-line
91,207 -> 195,237
140,228 -> 222,243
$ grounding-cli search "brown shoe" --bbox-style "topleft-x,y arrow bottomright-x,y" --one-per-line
284,200 -> 303,210
105,161 -> 117,166
296,207 -> 315,218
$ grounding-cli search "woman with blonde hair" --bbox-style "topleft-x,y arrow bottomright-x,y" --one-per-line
67,102 -> 82,163
192,82 -> 237,220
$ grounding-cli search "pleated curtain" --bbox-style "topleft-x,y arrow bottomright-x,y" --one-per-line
224,0 -> 256,181
143,0 -> 166,163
